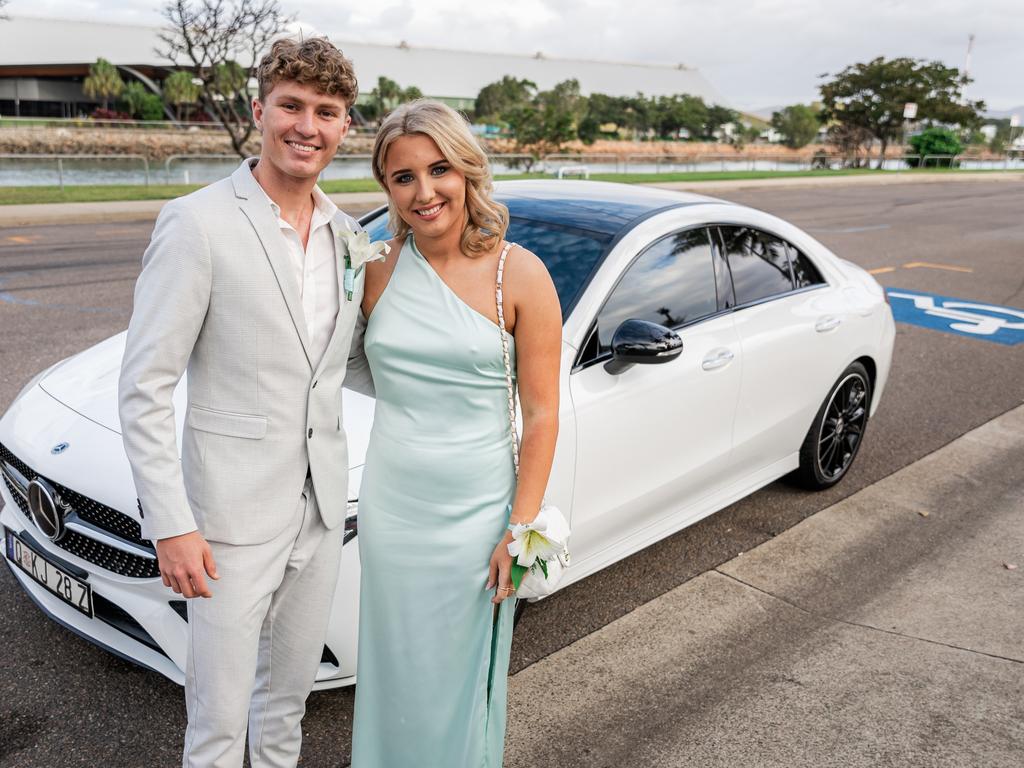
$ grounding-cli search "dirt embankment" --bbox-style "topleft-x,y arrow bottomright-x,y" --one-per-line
16,127 -> 1002,162
0,126 -> 376,161
1,126 -> 819,161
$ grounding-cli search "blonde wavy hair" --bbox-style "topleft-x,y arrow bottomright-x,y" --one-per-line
372,100 -> 509,256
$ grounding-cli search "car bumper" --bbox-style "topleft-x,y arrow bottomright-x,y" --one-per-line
1,386 -> 359,690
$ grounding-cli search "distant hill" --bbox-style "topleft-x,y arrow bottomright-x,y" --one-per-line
985,106 -> 1023,120
744,105 -> 786,121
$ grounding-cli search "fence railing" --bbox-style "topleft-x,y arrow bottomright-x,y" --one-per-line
0,116 -> 223,132
3,151 -> 1022,188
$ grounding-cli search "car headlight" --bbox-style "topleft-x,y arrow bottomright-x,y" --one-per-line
344,500 -> 358,545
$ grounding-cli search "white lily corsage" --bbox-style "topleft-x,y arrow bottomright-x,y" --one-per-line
338,223 -> 390,300
507,504 -> 570,587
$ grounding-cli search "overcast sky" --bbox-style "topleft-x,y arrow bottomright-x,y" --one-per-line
16,0 -> 1024,111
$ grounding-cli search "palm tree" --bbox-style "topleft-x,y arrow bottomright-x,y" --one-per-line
164,70 -> 201,122
371,77 -> 403,118
83,58 -> 125,111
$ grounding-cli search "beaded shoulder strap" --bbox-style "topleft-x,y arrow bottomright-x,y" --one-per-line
495,241 -> 520,478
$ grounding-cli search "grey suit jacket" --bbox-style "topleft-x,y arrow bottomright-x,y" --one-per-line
119,159 -> 374,545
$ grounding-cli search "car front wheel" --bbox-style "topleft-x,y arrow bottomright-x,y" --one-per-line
793,361 -> 872,490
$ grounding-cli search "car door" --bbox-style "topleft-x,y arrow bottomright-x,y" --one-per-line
568,227 -> 742,567
715,225 -> 838,473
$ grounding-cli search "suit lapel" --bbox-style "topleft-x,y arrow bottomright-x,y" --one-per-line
314,211 -> 355,377
232,161 -> 313,369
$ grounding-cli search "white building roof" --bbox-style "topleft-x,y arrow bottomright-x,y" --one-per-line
2,16 -> 729,105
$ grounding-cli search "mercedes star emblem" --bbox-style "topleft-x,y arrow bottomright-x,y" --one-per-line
27,478 -> 68,542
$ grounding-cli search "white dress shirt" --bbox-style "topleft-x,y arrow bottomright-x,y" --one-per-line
267,185 -> 340,369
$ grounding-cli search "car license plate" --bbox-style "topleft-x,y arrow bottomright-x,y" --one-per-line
4,528 -> 93,617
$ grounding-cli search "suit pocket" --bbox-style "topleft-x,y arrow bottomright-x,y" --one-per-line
187,405 -> 268,439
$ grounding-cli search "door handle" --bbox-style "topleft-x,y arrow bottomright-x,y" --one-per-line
815,316 -> 841,332
701,349 -> 734,371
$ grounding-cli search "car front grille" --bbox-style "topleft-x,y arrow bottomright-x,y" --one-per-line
0,442 -> 158,578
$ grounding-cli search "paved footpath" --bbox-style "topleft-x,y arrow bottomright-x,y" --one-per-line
505,403 -> 1024,768
1,171 -> 1021,227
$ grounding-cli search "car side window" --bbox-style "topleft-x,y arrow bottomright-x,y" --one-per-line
788,243 -> 825,288
594,227 -> 718,356
717,226 -> 794,305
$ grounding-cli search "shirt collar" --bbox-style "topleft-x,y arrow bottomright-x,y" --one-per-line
264,183 -> 338,230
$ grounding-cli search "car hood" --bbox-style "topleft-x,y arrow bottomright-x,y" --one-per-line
36,332 -> 374,469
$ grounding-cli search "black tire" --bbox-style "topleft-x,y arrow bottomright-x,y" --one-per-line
792,361 -> 872,490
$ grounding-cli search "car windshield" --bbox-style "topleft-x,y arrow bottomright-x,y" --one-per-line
360,209 -> 611,318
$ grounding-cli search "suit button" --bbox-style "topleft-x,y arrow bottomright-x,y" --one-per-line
308,428 -> 313,438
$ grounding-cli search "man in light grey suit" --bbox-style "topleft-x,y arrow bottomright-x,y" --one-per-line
118,38 -> 372,768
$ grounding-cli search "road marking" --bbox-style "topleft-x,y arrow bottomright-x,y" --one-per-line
0,276 -> 128,315
4,236 -> 38,245
868,267 -> 896,275
903,261 -> 974,273
886,289 -> 1024,345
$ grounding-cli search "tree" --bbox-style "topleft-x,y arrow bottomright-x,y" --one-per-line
652,94 -> 708,140
819,56 -> 985,168
474,76 -> 536,123
164,70 -> 201,121
504,79 -> 584,149
0,0 -> 9,19
704,105 -> 739,141
158,0 -> 292,158
362,77 -> 423,122
771,104 -> 820,148
826,122 -> 874,167
121,82 -> 148,117
83,58 -> 126,111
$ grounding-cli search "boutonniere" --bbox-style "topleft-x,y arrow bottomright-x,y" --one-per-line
338,223 -> 391,301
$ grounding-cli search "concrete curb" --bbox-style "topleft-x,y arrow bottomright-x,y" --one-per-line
0,192 -> 389,228
505,402 -> 1024,767
1,172 -> 1020,227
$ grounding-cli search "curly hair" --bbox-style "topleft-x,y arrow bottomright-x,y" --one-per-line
372,100 -> 509,257
257,37 -> 358,106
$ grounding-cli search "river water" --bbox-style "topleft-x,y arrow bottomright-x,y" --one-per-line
1,155 -> 1020,186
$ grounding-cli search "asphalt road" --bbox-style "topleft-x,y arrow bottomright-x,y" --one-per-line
1,180 -> 1022,767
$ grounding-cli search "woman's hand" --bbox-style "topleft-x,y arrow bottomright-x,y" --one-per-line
486,531 -> 516,605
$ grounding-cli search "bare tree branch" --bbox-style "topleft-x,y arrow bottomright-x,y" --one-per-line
157,0 -> 293,158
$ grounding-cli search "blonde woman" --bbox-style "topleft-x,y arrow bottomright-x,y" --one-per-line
350,100 -> 562,765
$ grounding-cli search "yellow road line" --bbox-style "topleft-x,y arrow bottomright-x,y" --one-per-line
903,261 -> 974,273
868,267 -> 896,274
4,236 -> 38,244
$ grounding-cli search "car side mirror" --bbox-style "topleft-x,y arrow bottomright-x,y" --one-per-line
604,319 -> 683,375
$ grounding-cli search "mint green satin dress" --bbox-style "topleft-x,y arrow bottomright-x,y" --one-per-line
351,234 -> 517,767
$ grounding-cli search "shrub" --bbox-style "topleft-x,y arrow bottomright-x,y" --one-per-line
907,127 -> 962,167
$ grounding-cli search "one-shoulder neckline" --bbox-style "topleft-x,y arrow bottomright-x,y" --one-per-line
408,235 -> 514,340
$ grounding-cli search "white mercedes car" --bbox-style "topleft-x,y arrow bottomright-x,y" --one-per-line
1,181 -> 895,689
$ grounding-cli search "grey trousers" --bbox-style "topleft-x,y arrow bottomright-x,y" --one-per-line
182,479 -> 342,768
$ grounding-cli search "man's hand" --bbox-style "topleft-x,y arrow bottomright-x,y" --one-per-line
155,531 -> 219,598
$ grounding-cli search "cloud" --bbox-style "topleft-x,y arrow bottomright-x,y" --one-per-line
15,0 -> 1024,109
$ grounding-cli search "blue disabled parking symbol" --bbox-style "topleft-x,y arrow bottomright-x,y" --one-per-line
886,289 -> 1024,346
